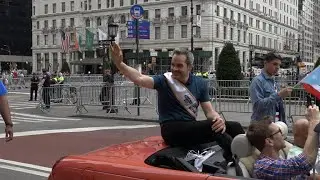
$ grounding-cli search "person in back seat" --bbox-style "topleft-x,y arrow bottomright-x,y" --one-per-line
246,106 -> 320,179
287,119 -> 320,179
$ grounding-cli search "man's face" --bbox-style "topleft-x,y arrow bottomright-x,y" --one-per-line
170,54 -> 191,81
265,59 -> 281,76
267,123 -> 286,150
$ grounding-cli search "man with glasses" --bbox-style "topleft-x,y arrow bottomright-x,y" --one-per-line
249,53 -> 292,123
246,105 -> 320,179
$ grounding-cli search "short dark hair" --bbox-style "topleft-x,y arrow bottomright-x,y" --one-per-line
264,52 -> 283,62
246,116 -> 273,151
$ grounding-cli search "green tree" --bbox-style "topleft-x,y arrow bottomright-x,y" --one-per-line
60,61 -> 70,73
216,42 -> 242,81
315,57 -> 320,69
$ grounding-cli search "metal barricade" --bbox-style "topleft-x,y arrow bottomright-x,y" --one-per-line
38,85 -> 78,113
76,84 -> 157,115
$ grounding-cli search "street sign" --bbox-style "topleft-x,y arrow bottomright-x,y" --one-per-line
130,5 -> 144,19
127,20 -> 150,39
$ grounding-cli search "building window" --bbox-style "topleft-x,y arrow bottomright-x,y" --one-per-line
243,31 -> 247,43
88,0 -> 92,10
216,24 -> 219,38
216,5 -> 220,16
130,0 -> 134,5
155,9 -> 161,18
106,0 -> 110,8
53,34 -> 56,45
256,20 -> 260,29
36,35 -> 40,45
61,19 -> 66,27
85,19 -> 90,27
97,17 -> 101,26
223,8 -> 227,17
249,33 -> 252,44
44,20 -> 48,28
44,35 -> 48,45
196,5 -> 201,15
111,0 -> 114,7
181,25 -> 187,38
70,1 -> 74,11
37,21 -> 40,29
195,27 -> 201,37
144,0 -> 148,2
53,3 -> 56,13
230,28 -> 233,40
98,0 -> 101,9
61,2 -> 65,12
256,35 -> 260,46
120,0 -> 124,6
52,20 -> 56,28
181,6 -> 188,16
44,4 -> 48,14
144,10 -> 149,19
223,26 -> 227,39
33,6 -> 35,15
70,18 -> 74,27
120,15 -> 126,24
262,36 -> 266,47
155,27 -> 161,39
168,7 -> 174,17
168,26 -> 174,39
120,30 -> 126,39
238,30 -> 241,42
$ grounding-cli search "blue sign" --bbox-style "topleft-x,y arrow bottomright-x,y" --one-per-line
130,5 -> 144,19
127,20 -> 150,39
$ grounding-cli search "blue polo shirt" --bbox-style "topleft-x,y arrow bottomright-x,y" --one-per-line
153,73 -> 210,123
0,81 -> 7,96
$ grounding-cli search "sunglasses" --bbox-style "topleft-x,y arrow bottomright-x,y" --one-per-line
268,128 -> 282,138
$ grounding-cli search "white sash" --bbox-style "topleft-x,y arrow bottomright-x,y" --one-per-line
163,72 -> 198,118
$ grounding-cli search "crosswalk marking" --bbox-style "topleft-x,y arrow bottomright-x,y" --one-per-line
8,102 -> 38,110
9,112 -> 82,124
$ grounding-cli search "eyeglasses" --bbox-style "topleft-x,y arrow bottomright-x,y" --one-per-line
268,128 -> 282,138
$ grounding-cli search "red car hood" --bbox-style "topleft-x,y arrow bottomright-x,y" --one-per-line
60,136 -> 167,166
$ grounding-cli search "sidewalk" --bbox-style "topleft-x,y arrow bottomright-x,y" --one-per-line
43,104 -> 254,128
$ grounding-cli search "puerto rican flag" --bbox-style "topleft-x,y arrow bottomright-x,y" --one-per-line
300,66 -> 320,100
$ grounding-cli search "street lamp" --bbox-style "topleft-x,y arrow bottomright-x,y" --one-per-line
97,23 -> 119,113
249,45 -> 255,81
190,0 -> 194,52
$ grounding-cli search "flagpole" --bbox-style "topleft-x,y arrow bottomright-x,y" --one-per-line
135,0 -> 141,116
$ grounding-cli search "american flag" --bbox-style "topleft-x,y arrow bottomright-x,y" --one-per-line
60,30 -> 70,53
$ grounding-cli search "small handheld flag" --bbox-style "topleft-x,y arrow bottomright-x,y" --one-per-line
299,66 -> 320,100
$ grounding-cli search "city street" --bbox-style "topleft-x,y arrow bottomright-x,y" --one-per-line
0,90 -> 159,180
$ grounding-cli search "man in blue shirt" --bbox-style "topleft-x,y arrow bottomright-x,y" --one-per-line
0,81 -> 13,142
249,53 -> 292,123
110,44 -> 244,162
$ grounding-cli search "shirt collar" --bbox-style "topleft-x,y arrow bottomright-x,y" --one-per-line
261,69 -> 274,80
185,73 -> 193,85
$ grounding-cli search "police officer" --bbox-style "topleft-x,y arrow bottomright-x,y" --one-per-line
29,73 -> 40,101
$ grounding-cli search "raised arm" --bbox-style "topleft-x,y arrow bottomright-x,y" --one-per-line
110,44 -> 154,89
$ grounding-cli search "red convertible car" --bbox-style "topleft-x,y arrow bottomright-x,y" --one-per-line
48,136 -> 256,180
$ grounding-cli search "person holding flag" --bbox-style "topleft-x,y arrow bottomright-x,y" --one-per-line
249,53 -> 292,123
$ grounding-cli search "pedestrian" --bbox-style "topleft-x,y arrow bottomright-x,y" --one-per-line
29,73 -> 40,101
0,80 -> 13,142
110,44 -> 245,164
100,69 -> 117,113
41,70 -> 51,109
249,53 -> 292,123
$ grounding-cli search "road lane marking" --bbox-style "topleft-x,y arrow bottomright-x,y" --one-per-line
0,159 -> 51,172
8,92 -> 30,95
0,164 -> 50,177
12,112 -> 82,121
0,124 -> 159,137
0,159 -> 51,177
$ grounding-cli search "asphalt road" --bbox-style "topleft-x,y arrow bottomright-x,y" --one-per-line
0,90 -> 159,180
